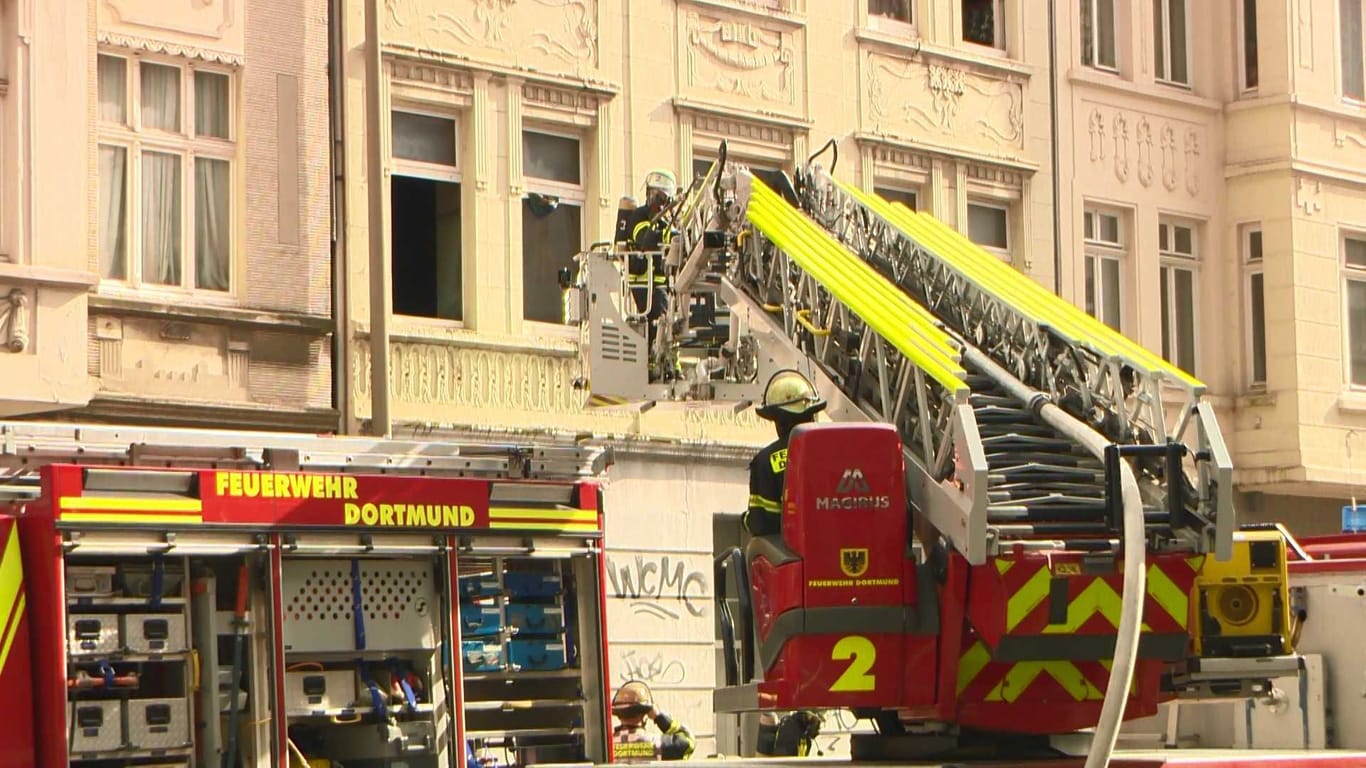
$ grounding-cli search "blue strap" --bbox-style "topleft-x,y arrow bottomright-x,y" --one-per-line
390,658 -> 418,711
149,555 -> 165,608
98,659 -> 115,688
350,559 -> 365,651
358,661 -> 386,720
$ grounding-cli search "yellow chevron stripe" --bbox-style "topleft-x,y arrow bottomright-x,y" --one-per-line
488,521 -> 599,533
0,594 -> 23,675
957,640 -> 992,694
60,496 -> 204,513
984,660 -> 1103,703
1146,563 -> 1190,629
1006,566 -> 1051,631
995,559 -> 1014,575
0,527 -> 20,667
58,512 -> 204,525
1187,555 -> 1207,573
489,508 -> 598,523
1041,577 -> 1153,634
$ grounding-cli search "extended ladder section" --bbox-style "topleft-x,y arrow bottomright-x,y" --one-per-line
790,168 -> 1233,559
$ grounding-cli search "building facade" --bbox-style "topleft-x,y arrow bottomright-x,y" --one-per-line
4,0 -> 1366,756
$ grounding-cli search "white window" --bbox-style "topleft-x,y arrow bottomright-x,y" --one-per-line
1243,224 -> 1266,388
875,186 -> 918,212
1083,207 -> 1124,330
1081,0 -> 1118,71
1343,0 -> 1366,101
962,0 -> 1006,49
1159,219 -> 1199,375
390,109 -> 463,321
97,53 -> 235,293
523,129 -> 584,325
1154,0 -> 1190,85
869,0 -> 913,26
1239,0 -> 1259,92
967,201 -> 1009,258
1343,232 -> 1366,386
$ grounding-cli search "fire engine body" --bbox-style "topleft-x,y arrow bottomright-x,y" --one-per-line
0,423 -> 615,768
564,142 -> 1365,763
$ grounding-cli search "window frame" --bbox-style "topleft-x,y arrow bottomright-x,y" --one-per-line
966,199 -> 1010,259
1158,218 -> 1200,376
961,0 -> 1007,51
390,106 -> 462,184
1237,0 -> 1259,94
96,50 -> 238,299
1081,0 -> 1119,73
1082,206 -> 1126,331
1153,0 -> 1191,87
1342,0 -> 1366,103
874,185 -> 919,214
1242,223 -> 1266,390
522,126 -> 587,331
1341,229 -> 1366,388
867,0 -> 917,36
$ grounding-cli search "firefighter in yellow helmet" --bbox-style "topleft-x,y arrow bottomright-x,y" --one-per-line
744,369 -> 826,537
610,680 -> 695,763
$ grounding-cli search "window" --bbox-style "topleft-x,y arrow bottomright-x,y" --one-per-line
963,0 -> 1005,48
1344,0 -> 1366,100
875,186 -> 918,212
967,201 -> 1009,257
523,130 -> 584,325
390,110 -> 462,321
1243,225 -> 1266,387
1344,232 -> 1366,385
1158,219 -> 1198,374
97,53 -> 234,292
1154,0 -> 1189,85
869,0 -> 912,25
1081,0 -> 1118,70
1083,208 -> 1124,330
1239,0 -> 1259,91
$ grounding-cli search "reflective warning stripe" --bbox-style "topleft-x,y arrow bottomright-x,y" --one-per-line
748,494 -> 781,513
1145,562 -> 1189,629
983,660 -> 1103,703
488,507 -> 600,533
1041,578 -> 1137,634
956,640 -> 992,694
1005,566 -> 1050,631
0,527 -> 24,675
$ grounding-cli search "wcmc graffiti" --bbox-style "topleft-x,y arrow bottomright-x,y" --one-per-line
607,554 -> 709,620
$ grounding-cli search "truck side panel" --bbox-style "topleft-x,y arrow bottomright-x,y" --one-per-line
0,516 -> 35,768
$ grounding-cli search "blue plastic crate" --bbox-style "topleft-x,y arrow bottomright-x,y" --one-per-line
459,603 -> 503,638
508,638 -> 566,671
461,639 -> 503,673
459,573 -> 501,600
1345,505 -> 1366,533
503,572 -> 561,599
506,604 -> 565,636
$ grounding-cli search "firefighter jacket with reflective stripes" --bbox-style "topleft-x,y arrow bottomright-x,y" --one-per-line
611,712 -> 695,763
615,204 -> 671,254
745,436 -> 788,537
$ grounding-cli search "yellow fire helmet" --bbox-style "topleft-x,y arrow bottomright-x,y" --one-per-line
757,369 -> 826,421
643,169 -> 678,198
612,680 -> 654,717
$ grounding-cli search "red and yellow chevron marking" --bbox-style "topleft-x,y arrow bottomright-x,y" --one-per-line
976,553 -> 1202,642
0,524 -> 26,676
58,495 -> 204,526
488,506 -> 599,533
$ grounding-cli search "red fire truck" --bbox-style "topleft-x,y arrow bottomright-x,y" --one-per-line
0,421 -> 615,768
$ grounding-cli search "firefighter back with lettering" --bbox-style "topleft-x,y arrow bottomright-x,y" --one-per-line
744,370 -> 826,537
611,680 -> 695,763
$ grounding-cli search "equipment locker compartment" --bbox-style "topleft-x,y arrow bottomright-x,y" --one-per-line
0,423 -> 612,768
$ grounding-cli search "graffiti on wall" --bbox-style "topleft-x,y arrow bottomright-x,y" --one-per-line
616,649 -> 688,685
607,554 -> 709,619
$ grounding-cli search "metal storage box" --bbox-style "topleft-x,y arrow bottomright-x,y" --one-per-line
285,669 -> 358,714
66,566 -> 116,597
126,698 -> 190,751
123,613 -> 188,654
67,613 -> 120,656
67,700 -> 123,753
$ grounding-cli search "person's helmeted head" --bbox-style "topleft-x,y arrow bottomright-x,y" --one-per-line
757,370 -> 825,436
643,169 -> 678,212
612,680 -> 655,727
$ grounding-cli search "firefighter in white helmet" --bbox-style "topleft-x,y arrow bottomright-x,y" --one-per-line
744,369 -> 826,538
610,680 -> 695,763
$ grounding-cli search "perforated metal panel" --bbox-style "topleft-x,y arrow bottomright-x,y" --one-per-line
282,559 -> 438,652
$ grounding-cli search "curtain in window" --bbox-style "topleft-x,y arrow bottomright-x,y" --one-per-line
98,146 -> 127,279
97,56 -> 126,124
142,152 -> 182,286
141,64 -> 181,132
195,158 -> 230,290
195,72 -> 230,139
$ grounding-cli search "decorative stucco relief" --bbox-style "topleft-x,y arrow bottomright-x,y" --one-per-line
1297,176 -> 1322,216
1084,103 -> 1204,199
684,12 -> 797,106
96,31 -> 243,66
865,54 -> 1023,152
0,288 -> 29,353
384,0 -> 599,72
390,60 -> 475,94
1334,119 -> 1366,149
351,342 -> 767,439
102,0 -> 238,37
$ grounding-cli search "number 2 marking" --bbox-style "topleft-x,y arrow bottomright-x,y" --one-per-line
829,635 -> 877,692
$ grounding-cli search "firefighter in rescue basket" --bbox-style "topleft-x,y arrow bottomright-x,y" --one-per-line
610,680 -> 696,762
744,370 -> 826,538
